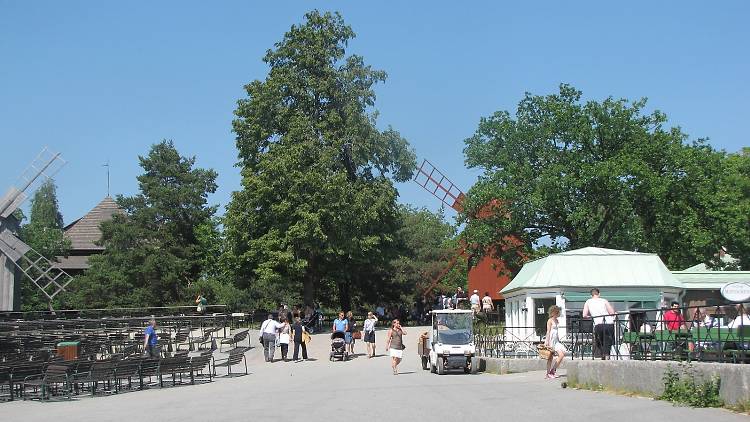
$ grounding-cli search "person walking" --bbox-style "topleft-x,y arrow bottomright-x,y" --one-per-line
363,311 -> 378,358
278,316 -> 291,361
260,314 -> 283,362
143,317 -> 159,358
292,317 -> 308,361
385,319 -> 407,375
544,306 -> 567,379
346,311 -> 357,354
582,288 -> 616,360
470,289 -> 481,314
481,292 -> 493,313
332,311 -> 348,333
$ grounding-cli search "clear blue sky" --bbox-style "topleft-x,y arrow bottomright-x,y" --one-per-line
1,1 -> 748,225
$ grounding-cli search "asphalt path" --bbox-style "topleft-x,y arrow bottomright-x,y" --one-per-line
3,326 -> 747,421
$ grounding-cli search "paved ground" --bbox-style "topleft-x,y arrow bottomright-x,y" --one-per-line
3,326 -> 747,421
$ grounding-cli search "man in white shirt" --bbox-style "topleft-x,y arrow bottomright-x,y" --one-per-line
469,290 -> 481,314
260,314 -> 283,362
582,288 -> 616,360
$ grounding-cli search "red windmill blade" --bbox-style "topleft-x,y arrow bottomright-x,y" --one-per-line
412,158 -> 514,302
414,159 -> 466,213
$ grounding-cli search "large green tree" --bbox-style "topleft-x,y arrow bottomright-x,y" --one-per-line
391,205 -> 466,307
462,84 -> 739,271
19,180 -> 69,310
67,141 -> 218,308
224,11 -> 415,310
719,148 -> 750,270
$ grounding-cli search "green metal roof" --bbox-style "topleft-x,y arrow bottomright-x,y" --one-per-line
672,271 -> 750,290
501,247 -> 683,295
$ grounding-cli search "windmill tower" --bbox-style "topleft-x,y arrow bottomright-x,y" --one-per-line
0,148 -> 74,311
413,158 -> 516,303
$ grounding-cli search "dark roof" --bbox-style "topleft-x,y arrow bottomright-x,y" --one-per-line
63,197 -> 123,251
53,255 -> 91,270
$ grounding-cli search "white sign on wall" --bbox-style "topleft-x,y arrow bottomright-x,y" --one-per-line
720,282 -> 750,302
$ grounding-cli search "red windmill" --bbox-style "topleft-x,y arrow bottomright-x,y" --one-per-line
413,159 -> 517,304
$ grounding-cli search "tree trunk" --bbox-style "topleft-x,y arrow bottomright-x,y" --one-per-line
337,280 -> 351,312
303,257 -> 317,308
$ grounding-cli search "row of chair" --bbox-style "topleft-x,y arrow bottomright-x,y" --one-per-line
3,346 -> 250,401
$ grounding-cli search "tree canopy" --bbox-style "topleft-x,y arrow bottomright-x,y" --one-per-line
224,10 -> 416,310
462,84 -> 747,271
391,205 -> 467,305
66,140 -> 218,308
19,179 -> 69,310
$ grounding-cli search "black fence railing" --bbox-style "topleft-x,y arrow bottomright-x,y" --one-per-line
572,301 -> 750,363
473,301 -> 750,364
474,325 -> 542,358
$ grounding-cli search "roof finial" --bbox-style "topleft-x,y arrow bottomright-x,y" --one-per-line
102,160 -> 110,197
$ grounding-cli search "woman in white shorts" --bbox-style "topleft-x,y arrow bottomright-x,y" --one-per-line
385,319 -> 407,375
544,305 -> 567,379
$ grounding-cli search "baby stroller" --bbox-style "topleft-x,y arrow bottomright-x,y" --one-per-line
329,331 -> 348,361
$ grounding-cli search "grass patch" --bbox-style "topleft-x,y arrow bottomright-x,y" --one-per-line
657,363 -> 723,408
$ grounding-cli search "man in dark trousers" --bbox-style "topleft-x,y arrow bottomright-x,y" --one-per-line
292,317 -> 308,361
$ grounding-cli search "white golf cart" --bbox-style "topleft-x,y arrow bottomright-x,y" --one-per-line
418,309 -> 478,374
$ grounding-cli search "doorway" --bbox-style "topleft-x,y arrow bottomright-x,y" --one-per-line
534,298 -> 556,337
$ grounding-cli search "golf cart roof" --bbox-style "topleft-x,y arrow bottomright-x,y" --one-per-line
430,309 -> 474,315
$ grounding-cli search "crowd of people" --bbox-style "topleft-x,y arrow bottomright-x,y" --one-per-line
253,308 -> 409,374
435,287 -> 495,315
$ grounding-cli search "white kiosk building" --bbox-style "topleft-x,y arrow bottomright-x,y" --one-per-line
501,247 -> 684,343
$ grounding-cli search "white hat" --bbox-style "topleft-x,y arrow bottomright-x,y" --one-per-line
473,289 -> 478,293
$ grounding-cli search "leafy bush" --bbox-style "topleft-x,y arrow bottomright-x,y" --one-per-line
658,363 -> 723,408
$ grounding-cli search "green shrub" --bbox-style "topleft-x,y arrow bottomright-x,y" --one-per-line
658,363 -> 723,408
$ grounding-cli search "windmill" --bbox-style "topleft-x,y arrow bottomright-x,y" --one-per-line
413,159 -> 517,304
0,148 -> 74,311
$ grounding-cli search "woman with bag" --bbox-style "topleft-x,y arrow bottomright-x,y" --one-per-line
346,311 -> 357,354
544,305 -> 566,379
363,311 -> 378,358
385,319 -> 407,375
278,316 -> 291,361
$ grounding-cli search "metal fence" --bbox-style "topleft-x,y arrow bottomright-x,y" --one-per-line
474,325 -> 542,358
473,301 -> 750,364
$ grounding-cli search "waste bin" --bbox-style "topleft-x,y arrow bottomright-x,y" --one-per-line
56,341 -> 80,361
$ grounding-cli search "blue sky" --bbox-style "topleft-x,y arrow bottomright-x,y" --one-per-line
1,1 -> 748,225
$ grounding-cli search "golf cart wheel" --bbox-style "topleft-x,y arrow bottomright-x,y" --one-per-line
437,357 -> 446,375
421,356 -> 429,370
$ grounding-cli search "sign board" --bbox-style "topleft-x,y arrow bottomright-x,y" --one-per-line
721,282 -> 750,303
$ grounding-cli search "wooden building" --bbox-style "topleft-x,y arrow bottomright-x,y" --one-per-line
54,196 -> 122,275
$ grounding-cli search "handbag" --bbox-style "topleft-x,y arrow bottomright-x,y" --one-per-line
279,333 -> 290,344
302,330 -> 311,344
352,331 -> 362,340
537,344 -> 554,359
